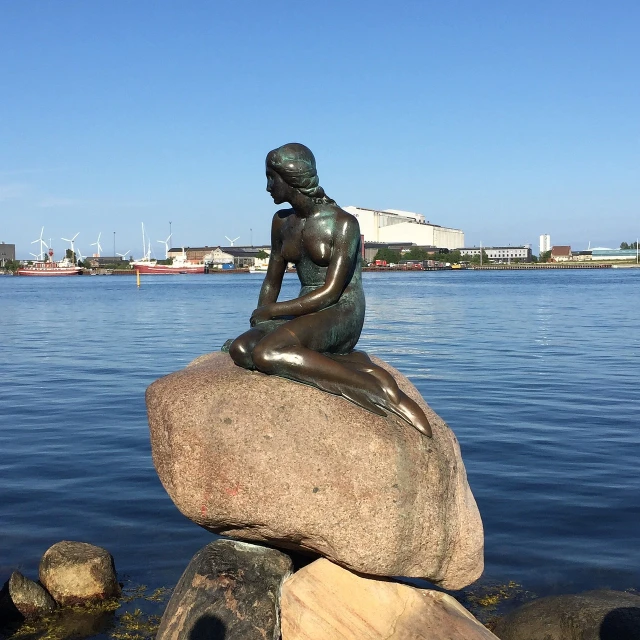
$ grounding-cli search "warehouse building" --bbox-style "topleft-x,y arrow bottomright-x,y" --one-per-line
590,248 -> 639,261
461,245 -> 532,262
342,206 -> 464,251
0,242 -> 16,266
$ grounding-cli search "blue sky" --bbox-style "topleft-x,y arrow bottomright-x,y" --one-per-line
1,1 -> 638,258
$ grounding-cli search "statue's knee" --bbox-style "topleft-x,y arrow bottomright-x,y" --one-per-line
252,343 -> 279,373
229,338 -> 252,368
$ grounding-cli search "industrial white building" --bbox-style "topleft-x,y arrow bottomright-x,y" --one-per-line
461,245 -> 533,262
539,234 -> 551,255
342,206 -> 464,251
590,248 -> 639,261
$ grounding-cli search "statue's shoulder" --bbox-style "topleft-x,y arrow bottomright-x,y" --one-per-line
334,206 -> 360,233
272,208 -> 295,226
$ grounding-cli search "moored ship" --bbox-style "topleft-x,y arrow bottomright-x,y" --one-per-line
130,250 -> 205,274
130,223 -> 206,274
130,258 -> 206,275
17,250 -> 82,277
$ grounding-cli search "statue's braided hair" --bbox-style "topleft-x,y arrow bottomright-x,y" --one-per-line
266,143 -> 335,204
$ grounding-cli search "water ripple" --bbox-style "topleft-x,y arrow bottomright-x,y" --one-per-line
1,269 -> 639,596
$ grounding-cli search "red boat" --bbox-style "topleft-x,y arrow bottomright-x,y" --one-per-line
131,224 -> 206,274
130,249 -> 205,275
17,248 -> 82,276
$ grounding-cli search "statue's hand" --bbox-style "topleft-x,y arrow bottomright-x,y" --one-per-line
250,304 -> 275,327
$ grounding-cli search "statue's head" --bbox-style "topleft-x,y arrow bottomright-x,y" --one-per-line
266,143 -> 331,203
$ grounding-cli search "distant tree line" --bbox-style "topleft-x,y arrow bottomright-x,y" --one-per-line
1,259 -> 20,273
371,247 -> 498,265
620,242 -> 639,250
538,250 -> 552,263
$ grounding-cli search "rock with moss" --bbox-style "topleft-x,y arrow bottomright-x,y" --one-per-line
0,571 -> 57,621
39,541 -> 120,606
156,539 -> 293,640
494,589 -> 640,640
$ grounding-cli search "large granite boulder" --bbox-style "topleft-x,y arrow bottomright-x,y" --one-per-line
156,539 -> 292,640
280,558 -> 498,639
493,590 -> 640,640
147,351 -> 483,589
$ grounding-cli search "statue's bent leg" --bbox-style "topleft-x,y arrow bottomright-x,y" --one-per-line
329,351 -> 401,403
250,317 -> 431,436
330,352 -> 432,437
229,327 -> 268,370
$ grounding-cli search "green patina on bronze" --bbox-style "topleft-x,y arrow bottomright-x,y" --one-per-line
229,143 -> 431,437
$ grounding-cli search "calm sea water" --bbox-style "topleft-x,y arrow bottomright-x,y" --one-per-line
1,270 -> 639,608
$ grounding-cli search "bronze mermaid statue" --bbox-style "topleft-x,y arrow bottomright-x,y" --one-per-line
229,143 -> 431,437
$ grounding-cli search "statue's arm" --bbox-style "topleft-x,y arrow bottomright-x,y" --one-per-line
257,212 -> 286,306
268,214 -> 359,318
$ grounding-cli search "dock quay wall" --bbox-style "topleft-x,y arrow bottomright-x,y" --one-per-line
472,263 -> 612,270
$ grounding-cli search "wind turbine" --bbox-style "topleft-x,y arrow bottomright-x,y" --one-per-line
90,232 -> 103,257
225,235 -> 240,246
61,232 -> 80,263
116,250 -> 131,260
31,227 -> 48,261
76,247 -> 86,263
158,234 -> 172,259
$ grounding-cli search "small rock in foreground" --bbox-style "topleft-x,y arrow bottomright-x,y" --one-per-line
0,571 -> 57,620
493,589 -> 640,640
280,558 -> 498,640
156,539 -> 293,640
39,541 -> 120,606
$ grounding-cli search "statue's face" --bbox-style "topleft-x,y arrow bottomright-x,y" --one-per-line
266,168 -> 290,205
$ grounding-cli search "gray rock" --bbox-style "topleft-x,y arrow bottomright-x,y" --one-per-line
156,539 -> 292,640
1,571 -> 57,620
39,541 -> 120,606
146,351 -> 484,589
493,589 -> 640,640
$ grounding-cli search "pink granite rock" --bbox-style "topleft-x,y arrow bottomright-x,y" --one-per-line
280,558 -> 498,640
146,351 -> 483,589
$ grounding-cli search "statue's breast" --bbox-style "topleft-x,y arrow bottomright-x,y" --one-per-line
281,236 -> 302,263
280,217 -> 304,262
302,219 -> 333,267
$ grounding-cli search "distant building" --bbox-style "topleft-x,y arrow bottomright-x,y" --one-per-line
550,246 -> 571,262
87,256 -> 127,267
168,246 -> 215,262
0,242 -> 16,265
363,242 -> 446,264
220,246 -> 271,268
539,234 -> 551,255
204,247 -> 234,266
460,245 -> 532,263
342,206 -> 464,251
571,250 -> 592,261
590,248 -> 639,261
171,246 -> 271,268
